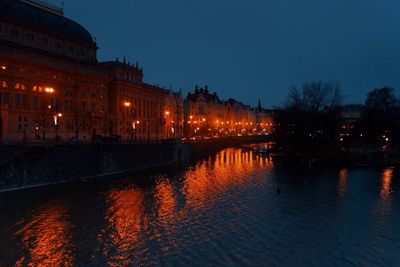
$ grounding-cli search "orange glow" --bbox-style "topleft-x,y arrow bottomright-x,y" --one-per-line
0,65 -> 6,70
182,147 -> 273,210
44,87 -> 54,93
165,111 -> 170,115
102,187 -> 148,267
155,179 -> 178,225
202,118 -> 206,122
136,120 -> 140,124
380,168 -> 393,199
47,105 -> 52,109
338,169 -> 348,198
123,101 -> 131,107
189,115 -> 193,119
15,204 -> 74,267
58,113 -> 63,117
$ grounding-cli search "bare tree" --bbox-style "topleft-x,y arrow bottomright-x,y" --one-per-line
286,81 -> 343,113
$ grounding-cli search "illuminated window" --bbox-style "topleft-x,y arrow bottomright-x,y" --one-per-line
1,80 -> 8,88
14,83 -> 27,90
32,86 -> 43,92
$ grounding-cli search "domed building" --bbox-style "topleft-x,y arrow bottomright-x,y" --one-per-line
0,0 -> 180,142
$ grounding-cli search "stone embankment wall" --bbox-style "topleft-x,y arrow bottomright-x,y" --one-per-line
0,136 -> 269,191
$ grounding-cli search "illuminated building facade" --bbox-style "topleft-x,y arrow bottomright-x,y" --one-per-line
164,89 -> 184,139
0,0 -> 181,143
184,86 -> 270,137
184,86 -> 225,137
255,100 -> 274,134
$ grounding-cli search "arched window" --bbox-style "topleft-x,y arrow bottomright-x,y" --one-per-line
32,85 -> 43,93
1,80 -> 8,88
14,83 -> 27,90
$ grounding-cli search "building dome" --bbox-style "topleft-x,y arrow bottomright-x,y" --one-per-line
0,0 -> 94,45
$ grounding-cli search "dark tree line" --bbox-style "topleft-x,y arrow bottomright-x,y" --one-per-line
274,82 -> 400,148
274,81 -> 343,146
356,87 -> 400,143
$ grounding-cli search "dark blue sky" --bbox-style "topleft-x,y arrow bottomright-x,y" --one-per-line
62,0 -> 400,107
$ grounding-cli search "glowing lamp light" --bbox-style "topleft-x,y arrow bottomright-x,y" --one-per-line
57,113 -> 62,117
165,111 -> 170,115
1,66 -> 6,70
202,118 -> 206,122
189,115 -> 193,119
124,101 -> 131,107
136,120 -> 140,124
45,87 -> 54,93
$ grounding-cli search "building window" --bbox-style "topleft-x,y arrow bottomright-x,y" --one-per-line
41,38 -> 48,45
15,94 -> 21,107
14,83 -> 27,90
55,42 -> 61,49
1,92 -> 9,105
32,96 -> 38,110
32,85 -> 43,92
10,28 -> 19,37
1,80 -> 8,88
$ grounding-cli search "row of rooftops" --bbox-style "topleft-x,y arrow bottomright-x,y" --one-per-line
185,85 -> 270,112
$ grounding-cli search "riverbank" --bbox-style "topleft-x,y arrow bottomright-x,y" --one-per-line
0,135 -> 270,192
273,141 -> 400,168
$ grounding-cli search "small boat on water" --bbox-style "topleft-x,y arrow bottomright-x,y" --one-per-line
254,144 -> 271,154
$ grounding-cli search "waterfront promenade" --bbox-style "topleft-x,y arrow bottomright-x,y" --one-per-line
0,135 -> 270,192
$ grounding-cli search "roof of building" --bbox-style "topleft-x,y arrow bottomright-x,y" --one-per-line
0,0 -> 94,45
186,88 -> 223,104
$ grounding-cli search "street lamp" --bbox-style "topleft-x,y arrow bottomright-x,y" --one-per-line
123,101 -> 132,141
53,113 -> 62,143
165,111 -> 171,139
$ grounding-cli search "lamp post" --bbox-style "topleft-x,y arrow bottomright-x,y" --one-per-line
42,87 -> 55,141
53,113 -> 62,143
135,120 -> 140,142
123,101 -> 131,142
165,111 -> 170,139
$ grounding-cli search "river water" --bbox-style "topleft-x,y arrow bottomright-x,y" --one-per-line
0,145 -> 399,266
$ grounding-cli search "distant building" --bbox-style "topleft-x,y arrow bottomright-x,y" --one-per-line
184,86 -> 225,136
341,104 -> 363,126
184,87 -> 269,137
255,100 -> 274,133
164,89 -> 184,139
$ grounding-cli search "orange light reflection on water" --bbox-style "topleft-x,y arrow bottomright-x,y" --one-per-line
15,203 -> 74,267
102,187 -> 148,267
380,168 -> 393,199
154,178 -> 181,255
183,148 -> 272,210
338,169 -> 348,198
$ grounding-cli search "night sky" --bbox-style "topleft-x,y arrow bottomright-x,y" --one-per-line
60,0 -> 400,108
